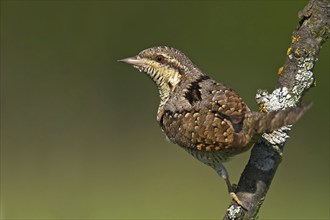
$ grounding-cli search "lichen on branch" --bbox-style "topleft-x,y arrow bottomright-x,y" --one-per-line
223,0 -> 330,219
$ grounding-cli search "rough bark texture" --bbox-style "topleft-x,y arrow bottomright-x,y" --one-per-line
223,0 -> 330,219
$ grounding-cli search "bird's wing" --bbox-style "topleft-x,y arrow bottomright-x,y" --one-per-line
200,81 -> 249,133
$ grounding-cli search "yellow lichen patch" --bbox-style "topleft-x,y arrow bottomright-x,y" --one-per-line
286,47 -> 292,55
291,35 -> 299,44
294,47 -> 300,55
278,66 -> 284,75
196,144 -> 203,151
205,146 -> 211,151
258,102 -> 267,113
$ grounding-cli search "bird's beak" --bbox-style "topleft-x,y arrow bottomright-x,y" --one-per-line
118,56 -> 143,66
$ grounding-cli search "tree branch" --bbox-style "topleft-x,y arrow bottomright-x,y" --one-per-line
223,0 -> 330,219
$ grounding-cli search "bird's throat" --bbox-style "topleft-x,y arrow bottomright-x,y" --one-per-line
140,65 -> 181,106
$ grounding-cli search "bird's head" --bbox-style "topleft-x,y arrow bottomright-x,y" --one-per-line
119,46 -> 201,105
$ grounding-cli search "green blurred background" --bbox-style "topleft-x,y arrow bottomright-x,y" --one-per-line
1,1 -> 329,219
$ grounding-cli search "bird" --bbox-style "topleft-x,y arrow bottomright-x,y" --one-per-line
118,46 -> 311,208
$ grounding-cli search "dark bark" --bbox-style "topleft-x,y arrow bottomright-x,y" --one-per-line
223,0 -> 330,219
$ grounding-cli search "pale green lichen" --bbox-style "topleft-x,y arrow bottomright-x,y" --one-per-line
292,56 -> 315,98
226,205 -> 242,219
254,53 -> 315,147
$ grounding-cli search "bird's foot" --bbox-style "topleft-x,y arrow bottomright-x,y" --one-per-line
229,188 -> 248,210
229,192 -> 244,207
231,183 -> 238,191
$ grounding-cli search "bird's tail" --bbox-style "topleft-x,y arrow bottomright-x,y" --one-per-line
246,102 -> 312,135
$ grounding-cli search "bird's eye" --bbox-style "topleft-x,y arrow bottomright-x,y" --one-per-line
155,55 -> 165,62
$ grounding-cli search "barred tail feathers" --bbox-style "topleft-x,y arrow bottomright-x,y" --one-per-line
248,102 -> 312,135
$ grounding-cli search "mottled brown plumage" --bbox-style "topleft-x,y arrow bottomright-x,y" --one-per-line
119,46 -> 311,207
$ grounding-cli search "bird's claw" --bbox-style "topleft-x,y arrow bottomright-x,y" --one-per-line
229,190 -> 248,210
